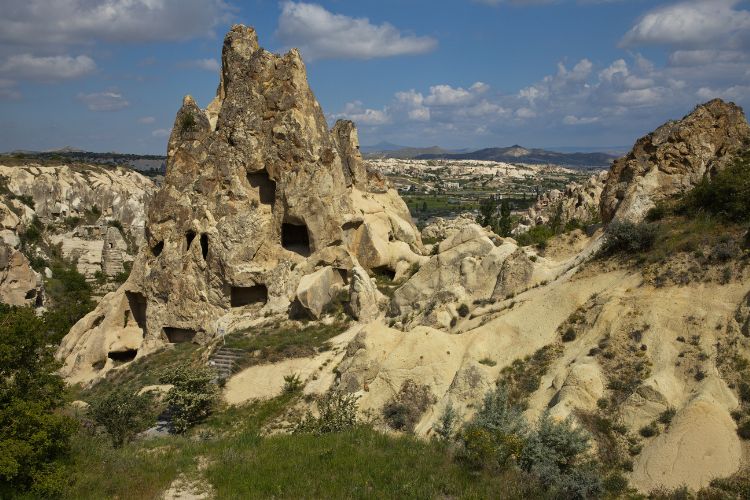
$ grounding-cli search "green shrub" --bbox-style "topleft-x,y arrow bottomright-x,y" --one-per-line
0,306 -> 77,497
383,379 -> 436,432
458,386 -> 527,470
639,422 -> 659,438
179,112 -> 196,133
43,261 -> 95,342
646,204 -> 668,222
519,411 -> 602,498
562,327 -> 576,342
158,363 -> 218,434
457,303 -> 470,317
658,407 -> 677,426
433,401 -> 459,441
478,357 -> 497,367
294,390 -> 359,434
601,220 -> 658,255
89,391 -> 155,447
681,150 -> 750,222
283,374 -> 303,393
516,225 -> 555,249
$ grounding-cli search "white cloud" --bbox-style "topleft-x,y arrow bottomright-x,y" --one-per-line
515,107 -> 537,119
0,0 -> 233,47
424,85 -> 474,106
152,128 -> 171,137
621,0 -> 750,47
563,115 -> 600,125
332,101 -> 390,125
0,54 -> 95,81
138,116 -> 156,124
276,2 -> 437,60
178,58 -> 220,72
76,91 -> 129,112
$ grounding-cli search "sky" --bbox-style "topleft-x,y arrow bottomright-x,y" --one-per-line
1,0 -> 749,154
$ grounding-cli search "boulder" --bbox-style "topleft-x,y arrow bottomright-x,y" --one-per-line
295,266 -> 346,319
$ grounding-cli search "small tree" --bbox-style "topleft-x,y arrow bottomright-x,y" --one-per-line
159,363 -> 218,434
294,390 -> 359,434
519,411 -> 602,498
433,401 -> 459,441
89,391 -> 155,447
0,306 -> 77,497
458,385 -> 528,470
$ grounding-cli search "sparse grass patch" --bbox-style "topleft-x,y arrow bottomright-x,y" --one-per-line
223,320 -> 347,369
497,344 -> 563,409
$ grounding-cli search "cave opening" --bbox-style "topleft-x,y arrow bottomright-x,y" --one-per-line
186,230 -> 196,250
282,222 -> 311,257
107,349 -> 138,364
230,284 -> 268,307
373,266 -> 396,281
200,233 -> 209,260
247,171 -> 276,205
125,291 -> 147,332
152,241 -> 164,257
163,327 -> 197,343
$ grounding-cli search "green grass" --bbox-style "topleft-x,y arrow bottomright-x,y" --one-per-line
205,426 -> 541,499
70,343 -> 202,403
60,392 -> 547,499
223,321 -> 348,369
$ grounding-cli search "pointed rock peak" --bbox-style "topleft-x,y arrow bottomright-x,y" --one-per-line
224,24 -> 260,58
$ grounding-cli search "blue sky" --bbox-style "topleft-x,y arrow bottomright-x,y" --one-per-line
1,0 -> 749,154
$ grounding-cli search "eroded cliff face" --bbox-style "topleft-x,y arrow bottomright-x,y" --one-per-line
0,164 -> 155,304
58,25 -> 422,384
601,99 -> 750,223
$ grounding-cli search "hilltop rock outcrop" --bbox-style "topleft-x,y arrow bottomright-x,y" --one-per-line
58,25 -> 422,383
601,99 -> 750,223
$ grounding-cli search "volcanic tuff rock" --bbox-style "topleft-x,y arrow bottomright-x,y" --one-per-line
0,164 -> 154,245
0,164 -> 153,285
516,171 -> 607,233
58,25 -> 423,383
0,242 -> 42,306
601,99 -> 750,223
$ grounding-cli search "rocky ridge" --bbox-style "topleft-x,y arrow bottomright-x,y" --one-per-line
601,99 -> 750,223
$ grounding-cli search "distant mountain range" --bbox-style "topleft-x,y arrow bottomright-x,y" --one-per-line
2,148 -> 166,172
363,143 -> 621,167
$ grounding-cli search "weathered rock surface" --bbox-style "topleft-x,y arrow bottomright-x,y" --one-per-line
0,164 -> 154,245
390,223 -> 520,329
59,25 -> 422,383
0,243 -> 42,306
420,213 -> 477,242
516,171 -> 606,234
601,99 -> 750,223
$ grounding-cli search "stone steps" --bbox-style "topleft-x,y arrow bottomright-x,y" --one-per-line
208,346 -> 247,381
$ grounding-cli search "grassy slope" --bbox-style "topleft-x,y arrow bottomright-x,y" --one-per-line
60,393 -> 544,499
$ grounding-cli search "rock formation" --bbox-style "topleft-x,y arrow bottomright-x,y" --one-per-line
0,164 -> 153,245
0,242 -> 42,306
516,171 -> 607,234
601,99 -> 750,223
58,25 -> 422,383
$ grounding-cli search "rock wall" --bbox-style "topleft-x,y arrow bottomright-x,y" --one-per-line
601,99 -> 750,223
58,25 -> 423,383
